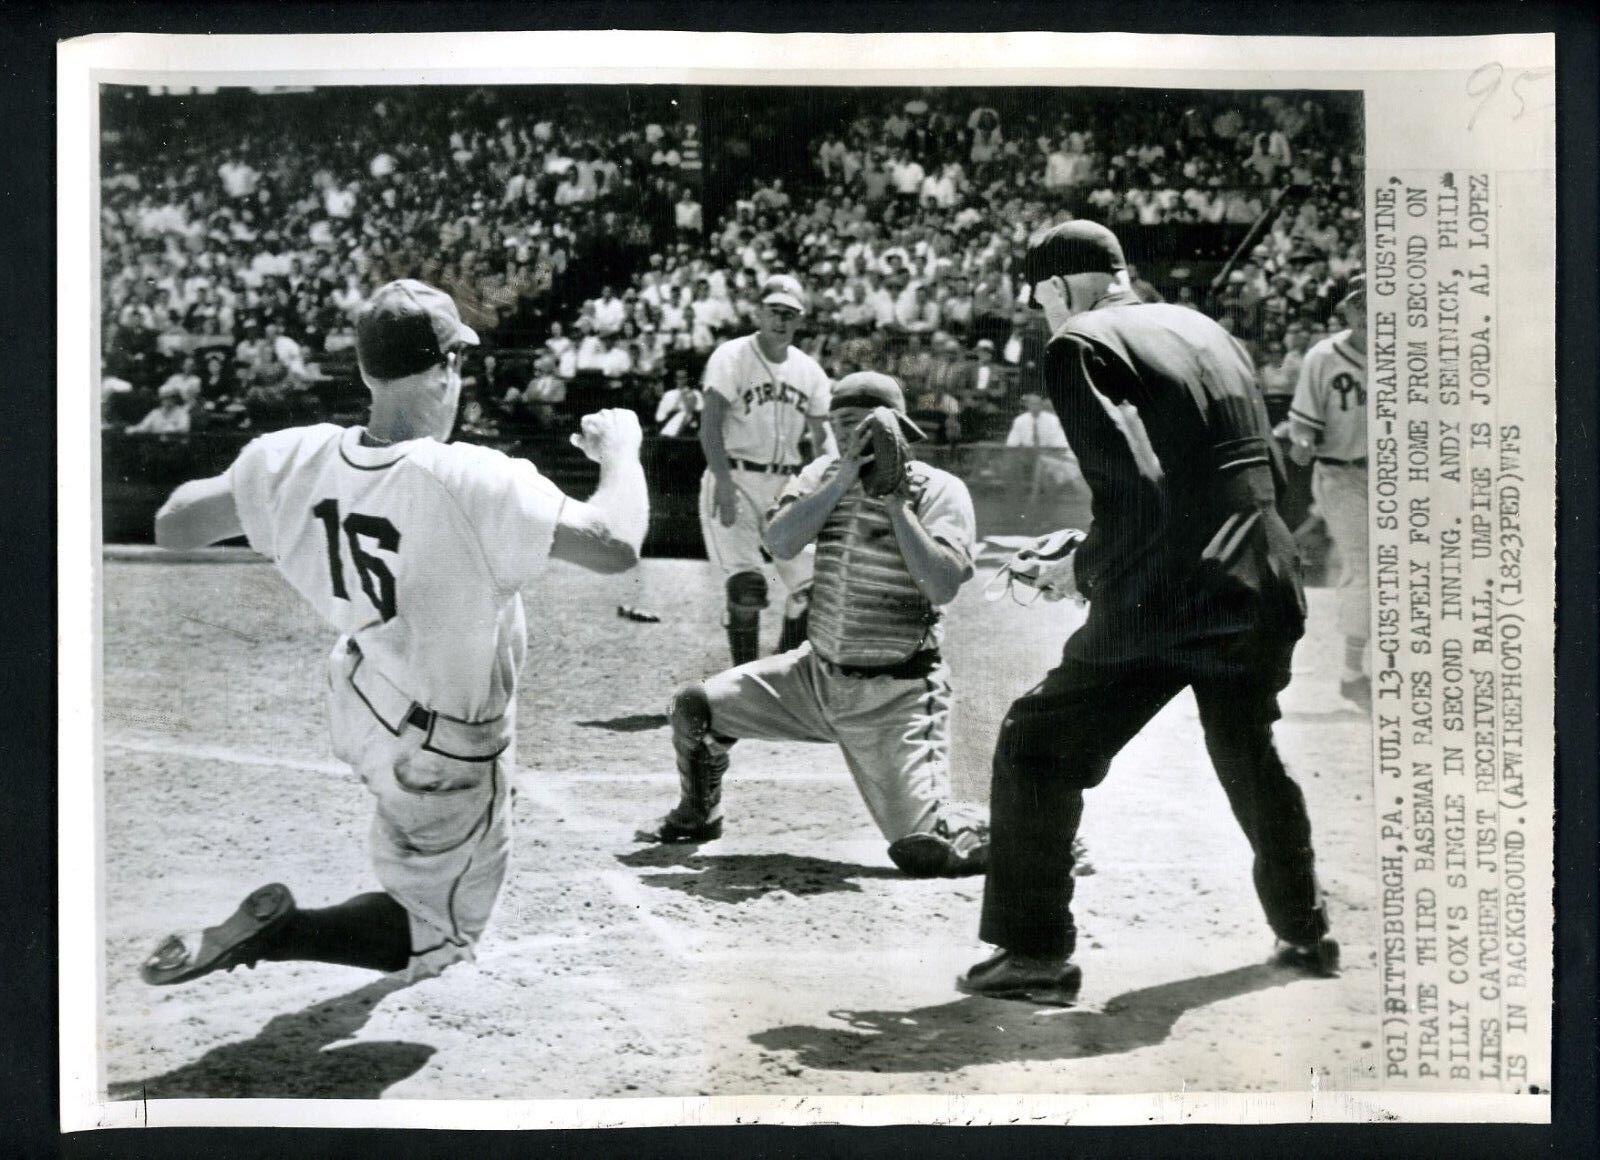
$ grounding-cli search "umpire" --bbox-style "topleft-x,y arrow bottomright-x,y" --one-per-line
960,221 -> 1338,1007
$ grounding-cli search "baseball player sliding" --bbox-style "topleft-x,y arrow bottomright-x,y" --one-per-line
1286,276 -> 1369,710
699,274 -> 834,665
639,372 -> 990,877
139,279 -> 648,986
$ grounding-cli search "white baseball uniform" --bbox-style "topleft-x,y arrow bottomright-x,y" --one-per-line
1289,329 -> 1368,643
228,422 -> 565,978
698,333 -> 831,615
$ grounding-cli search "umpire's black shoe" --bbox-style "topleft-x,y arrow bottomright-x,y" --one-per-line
634,804 -> 723,844
1273,935 -> 1341,977
957,950 -> 1083,1007
140,883 -> 297,986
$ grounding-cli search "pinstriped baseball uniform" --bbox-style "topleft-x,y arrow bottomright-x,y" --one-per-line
1289,329 -> 1368,643
229,423 -> 564,978
690,456 -> 978,842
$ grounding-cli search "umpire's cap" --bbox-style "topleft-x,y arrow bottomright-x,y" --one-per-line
830,371 -> 927,442
1021,220 -> 1127,285
356,279 -> 480,381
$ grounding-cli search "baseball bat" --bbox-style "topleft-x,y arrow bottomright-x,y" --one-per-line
1208,182 -> 1311,294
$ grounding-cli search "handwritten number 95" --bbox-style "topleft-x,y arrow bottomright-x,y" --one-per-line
1468,63 -> 1555,131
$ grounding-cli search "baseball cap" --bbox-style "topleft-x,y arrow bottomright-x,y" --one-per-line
829,371 -> 927,442
760,274 -> 807,314
1021,220 -> 1127,285
356,279 -> 480,381
975,338 -> 996,352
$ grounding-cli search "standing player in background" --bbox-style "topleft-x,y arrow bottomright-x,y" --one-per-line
700,274 -> 834,665
639,373 -> 989,877
139,280 -> 648,986
1286,276 -> 1369,709
961,223 -> 1336,1007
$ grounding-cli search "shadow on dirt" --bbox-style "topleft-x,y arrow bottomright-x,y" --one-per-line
749,963 -> 1309,1071
108,975 -> 429,1100
615,844 -> 904,904
576,713 -> 669,733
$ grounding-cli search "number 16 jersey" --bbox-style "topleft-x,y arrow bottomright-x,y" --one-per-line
228,424 -> 566,721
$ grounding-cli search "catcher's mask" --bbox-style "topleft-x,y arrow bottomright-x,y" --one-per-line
830,371 -> 927,442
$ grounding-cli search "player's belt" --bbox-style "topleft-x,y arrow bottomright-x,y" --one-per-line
344,640 -> 510,763
1315,456 -> 1367,467
730,458 -> 802,475
818,650 -> 943,680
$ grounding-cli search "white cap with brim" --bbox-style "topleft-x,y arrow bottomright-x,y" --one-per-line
760,274 -> 807,315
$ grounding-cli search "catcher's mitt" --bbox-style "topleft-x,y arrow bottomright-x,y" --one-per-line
855,406 -> 913,498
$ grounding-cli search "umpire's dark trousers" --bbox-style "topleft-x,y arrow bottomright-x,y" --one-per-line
978,634 -> 1330,960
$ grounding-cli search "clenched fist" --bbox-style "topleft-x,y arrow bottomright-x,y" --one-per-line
570,408 -> 644,465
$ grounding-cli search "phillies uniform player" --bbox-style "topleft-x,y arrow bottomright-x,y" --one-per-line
639,372 -> 990,877
700,274 -> 834,665
961,222 -> 1335,1006
1287,276 -> 1369,709
140,279 -> 648,985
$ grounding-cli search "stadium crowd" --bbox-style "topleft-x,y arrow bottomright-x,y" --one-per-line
101,85 -> 1362,451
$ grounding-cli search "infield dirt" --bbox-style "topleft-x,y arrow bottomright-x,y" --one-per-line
99,553 -> 1377,1105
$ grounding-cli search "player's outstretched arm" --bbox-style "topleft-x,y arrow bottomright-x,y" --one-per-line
154,473 -> 244,551
553,408 -> 649,574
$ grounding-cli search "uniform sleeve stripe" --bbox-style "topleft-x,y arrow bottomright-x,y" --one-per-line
1288,407 -> 1326,429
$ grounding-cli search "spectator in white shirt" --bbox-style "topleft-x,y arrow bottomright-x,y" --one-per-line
575,323 -> 608,373
128,385 -> 192,435
675,188 -> 703,234
655,368 -> 703,437
1006,393 -> 1069,450
889,153 -> 925,198
217,158 -> 260,199
592,286 -> 626,336
1005,393 -> 1077,510
600,338 -> 633,379
894,281 -> 940,333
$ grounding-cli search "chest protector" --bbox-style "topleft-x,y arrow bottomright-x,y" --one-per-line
807,466 -> 938,666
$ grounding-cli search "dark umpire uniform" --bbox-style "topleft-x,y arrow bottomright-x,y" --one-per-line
962,221 -> 1337,1006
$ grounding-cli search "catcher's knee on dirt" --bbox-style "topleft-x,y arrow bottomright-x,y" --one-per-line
725,570 -> 768,666
669,681 -> 731,819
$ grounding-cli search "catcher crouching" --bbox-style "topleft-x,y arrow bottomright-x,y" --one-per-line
637,371 -> 990,876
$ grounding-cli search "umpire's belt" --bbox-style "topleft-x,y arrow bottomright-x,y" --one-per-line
818,650 -> 943,680
731,458 -> 802,475
1315,456 -> 1367,467
345,640 -> 510,762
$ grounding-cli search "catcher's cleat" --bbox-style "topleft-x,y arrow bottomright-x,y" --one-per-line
634,805 -> 723,844
887,818 -> 989,878
140,883 -> 296,986
957,950 -> 1083,1007
1339,675 -> 1372,712
1273,935 -> 1341,977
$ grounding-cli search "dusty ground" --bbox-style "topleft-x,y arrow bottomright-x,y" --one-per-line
99,550 -> 1378,1106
